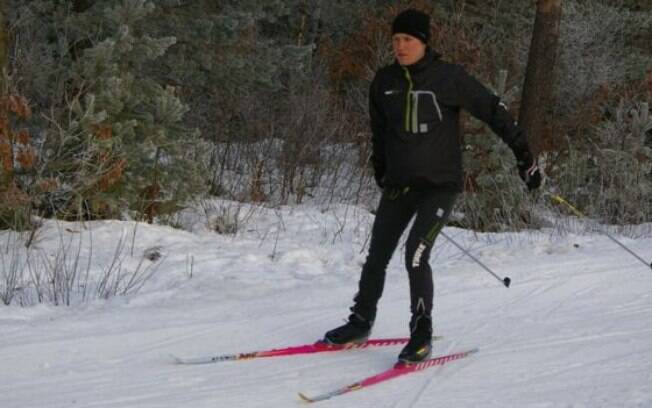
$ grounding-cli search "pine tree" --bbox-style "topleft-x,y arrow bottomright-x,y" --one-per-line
39,0 -> 205,220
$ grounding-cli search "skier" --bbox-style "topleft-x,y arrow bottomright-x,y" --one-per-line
323,8 -> 541,363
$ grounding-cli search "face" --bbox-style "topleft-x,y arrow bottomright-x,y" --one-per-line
392,33 -> 426,66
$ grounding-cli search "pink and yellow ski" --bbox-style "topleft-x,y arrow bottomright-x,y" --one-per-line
298,348 -> 478,403
172,337 -> 442,365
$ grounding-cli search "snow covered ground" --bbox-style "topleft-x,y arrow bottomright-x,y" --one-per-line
2,201 -> 652,407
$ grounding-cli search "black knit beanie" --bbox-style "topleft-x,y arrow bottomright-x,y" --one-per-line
392,9 -> 430,44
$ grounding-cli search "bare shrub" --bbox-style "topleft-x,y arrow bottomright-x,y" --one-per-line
0,222 -> 165,307
556,1 -> 650,116
0,231 -> 26,305
36,225 -> 90,306
94,232 -> 164,300
552,99 -> 652,225
199,200 -> 258,236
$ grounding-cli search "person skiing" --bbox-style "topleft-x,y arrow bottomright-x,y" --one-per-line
322,8 -> 541,363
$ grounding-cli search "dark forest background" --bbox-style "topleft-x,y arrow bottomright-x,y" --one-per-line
1,0 -> 651,232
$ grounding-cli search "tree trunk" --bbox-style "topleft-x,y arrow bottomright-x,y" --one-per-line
72,0 -> 93,13
0,0 -> 7,92
518,0 -> 562,155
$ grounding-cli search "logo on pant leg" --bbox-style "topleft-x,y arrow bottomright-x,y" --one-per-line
412,242 -> 427,268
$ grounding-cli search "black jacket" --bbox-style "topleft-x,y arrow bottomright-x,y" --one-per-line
369,48 -> 527,192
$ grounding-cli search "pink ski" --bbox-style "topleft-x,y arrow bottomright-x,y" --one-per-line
172,337 -> 441,365
298,348 -> 478,403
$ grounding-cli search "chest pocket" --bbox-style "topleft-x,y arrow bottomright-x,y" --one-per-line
409,90 -> 443,134
380,86 -> 406,126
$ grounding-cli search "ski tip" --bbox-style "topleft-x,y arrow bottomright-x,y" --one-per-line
169,354 -> 213,365
459,347 -> 480,359
455,348 -> 479,357
298,392 -> 316,403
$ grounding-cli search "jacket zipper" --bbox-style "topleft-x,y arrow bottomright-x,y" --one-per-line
402,67 -> 414,133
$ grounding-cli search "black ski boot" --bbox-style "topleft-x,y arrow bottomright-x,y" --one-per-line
398,315 -> 433,363
323,313 -> 372,345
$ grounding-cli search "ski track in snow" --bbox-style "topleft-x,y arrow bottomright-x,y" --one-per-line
1,204 -> 652,407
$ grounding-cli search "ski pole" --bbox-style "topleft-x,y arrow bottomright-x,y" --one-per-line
549,194 -> 652,271
440,231 -> 511,288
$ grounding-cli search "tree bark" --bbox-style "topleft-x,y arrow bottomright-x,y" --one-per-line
0,0 -> 7,92
518,0 -> 562,154
72,0 -> 93,13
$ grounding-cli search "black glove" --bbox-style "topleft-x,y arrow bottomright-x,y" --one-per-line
518,159 -> 542,191
512,141 -> 542,191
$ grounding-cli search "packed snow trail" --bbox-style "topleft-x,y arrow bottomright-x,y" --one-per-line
1,206 -> 651,407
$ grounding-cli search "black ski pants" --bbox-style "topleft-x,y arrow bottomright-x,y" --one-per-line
352,187 -> 458,323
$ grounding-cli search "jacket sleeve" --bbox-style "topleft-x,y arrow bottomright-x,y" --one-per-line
369,73 -> 386,183
452,65 -> 529,154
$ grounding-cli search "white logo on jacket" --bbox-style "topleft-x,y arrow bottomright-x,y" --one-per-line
409,90 -> 443,133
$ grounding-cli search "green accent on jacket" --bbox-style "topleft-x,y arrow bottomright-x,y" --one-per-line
402,67 -> 414,133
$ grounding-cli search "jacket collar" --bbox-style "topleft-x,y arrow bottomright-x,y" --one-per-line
394,47 -> 441,74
